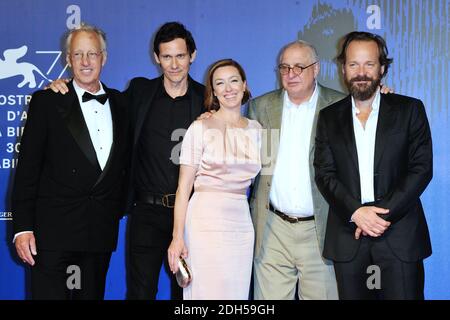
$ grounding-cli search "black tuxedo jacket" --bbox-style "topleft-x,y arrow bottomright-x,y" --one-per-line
12,81 -> 130,252
314,93 -> 432,263
123,76 -> 206,209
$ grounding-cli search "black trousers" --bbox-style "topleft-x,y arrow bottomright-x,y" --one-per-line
31,250 -> 112,300
127,203 -> 182,300
333,236 -> 425,300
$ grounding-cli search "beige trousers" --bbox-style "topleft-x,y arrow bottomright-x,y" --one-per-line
254,211 -> 338,300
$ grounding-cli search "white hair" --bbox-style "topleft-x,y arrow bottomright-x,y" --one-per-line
65,22 -> 107,54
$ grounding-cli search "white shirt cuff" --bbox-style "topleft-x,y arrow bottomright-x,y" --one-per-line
13,231 -> 33,243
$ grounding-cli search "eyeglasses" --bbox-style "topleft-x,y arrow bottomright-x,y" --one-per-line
277,61 -> 318,76
70,51 -> 103,61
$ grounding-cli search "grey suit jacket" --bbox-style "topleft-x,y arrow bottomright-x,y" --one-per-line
247,83 -> 345,259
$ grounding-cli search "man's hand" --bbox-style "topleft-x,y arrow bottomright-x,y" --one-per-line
196,110 -> 216,121
380,83 -> 394,94
354,227 -> 368,240
351,206 -> 391,238
15,233 -> 37,266
45,78 -> 70,94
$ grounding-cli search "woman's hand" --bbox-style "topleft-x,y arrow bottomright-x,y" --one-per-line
167,237 -> 188,274
380,83 -> 394,94
196,110 -> 216,120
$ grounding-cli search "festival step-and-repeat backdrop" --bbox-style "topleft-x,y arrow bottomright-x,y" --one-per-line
1,0 -> 449,299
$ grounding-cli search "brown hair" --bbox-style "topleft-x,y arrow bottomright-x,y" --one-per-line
153,21 -> 196,57
204,59 -> 251,111
336,31 -> 393,77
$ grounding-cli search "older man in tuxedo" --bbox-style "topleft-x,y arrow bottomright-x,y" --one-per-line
12,23 -> 130,300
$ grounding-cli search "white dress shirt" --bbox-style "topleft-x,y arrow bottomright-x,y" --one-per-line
13,80 -> 113,243
269,84 -> 319,217
73,80 -> 113,170
352,89 -> 381,204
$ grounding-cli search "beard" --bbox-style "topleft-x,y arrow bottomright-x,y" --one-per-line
345,75 -> 381,101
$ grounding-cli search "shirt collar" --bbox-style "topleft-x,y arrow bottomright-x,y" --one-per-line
284,81 -> 319,110
157,75 -> 191,100
73,80 -> 106,103
351,88 -> 381,116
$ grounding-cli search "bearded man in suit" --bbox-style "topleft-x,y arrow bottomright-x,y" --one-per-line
314,31 -> 432,299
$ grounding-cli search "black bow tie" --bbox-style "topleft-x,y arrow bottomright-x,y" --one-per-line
82,91 -> 109,104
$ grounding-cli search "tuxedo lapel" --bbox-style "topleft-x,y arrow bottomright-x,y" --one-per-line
56,81 -> 101,172
338,96 -> 359,172
374,96 -> 396,170
133,79 -> 159,145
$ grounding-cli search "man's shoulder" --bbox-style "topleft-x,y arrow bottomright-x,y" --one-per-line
127,76 -> 205,94
382,92 -> 422,106
30,88 -> 64,105
320,94 -> 350,116
106,86 -> 128,106
189,77 -> 205,90
30,88 -> 50,100
189,77 -> 206,97
128,76 -> 160,90
103,82 -> 121,96
251,89 -> 283,105
318,84 -> 346,100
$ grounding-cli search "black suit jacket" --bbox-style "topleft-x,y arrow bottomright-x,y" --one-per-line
123,76 -> 206,210
314,93 -> 432,263
12,81 -> 130,252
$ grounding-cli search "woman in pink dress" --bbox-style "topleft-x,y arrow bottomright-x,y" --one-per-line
167,59 -> 261,300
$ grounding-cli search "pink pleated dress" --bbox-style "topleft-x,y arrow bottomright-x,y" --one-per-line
179,116 -> 262,300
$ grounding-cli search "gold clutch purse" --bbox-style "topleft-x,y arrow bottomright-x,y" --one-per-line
176,257 -> 193,288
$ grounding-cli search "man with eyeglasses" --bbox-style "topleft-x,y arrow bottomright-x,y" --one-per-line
247,40 -> 344,299
12,23 -> 130,299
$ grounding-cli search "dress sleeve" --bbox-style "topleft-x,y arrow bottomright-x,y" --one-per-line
179,120 -> 203,168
